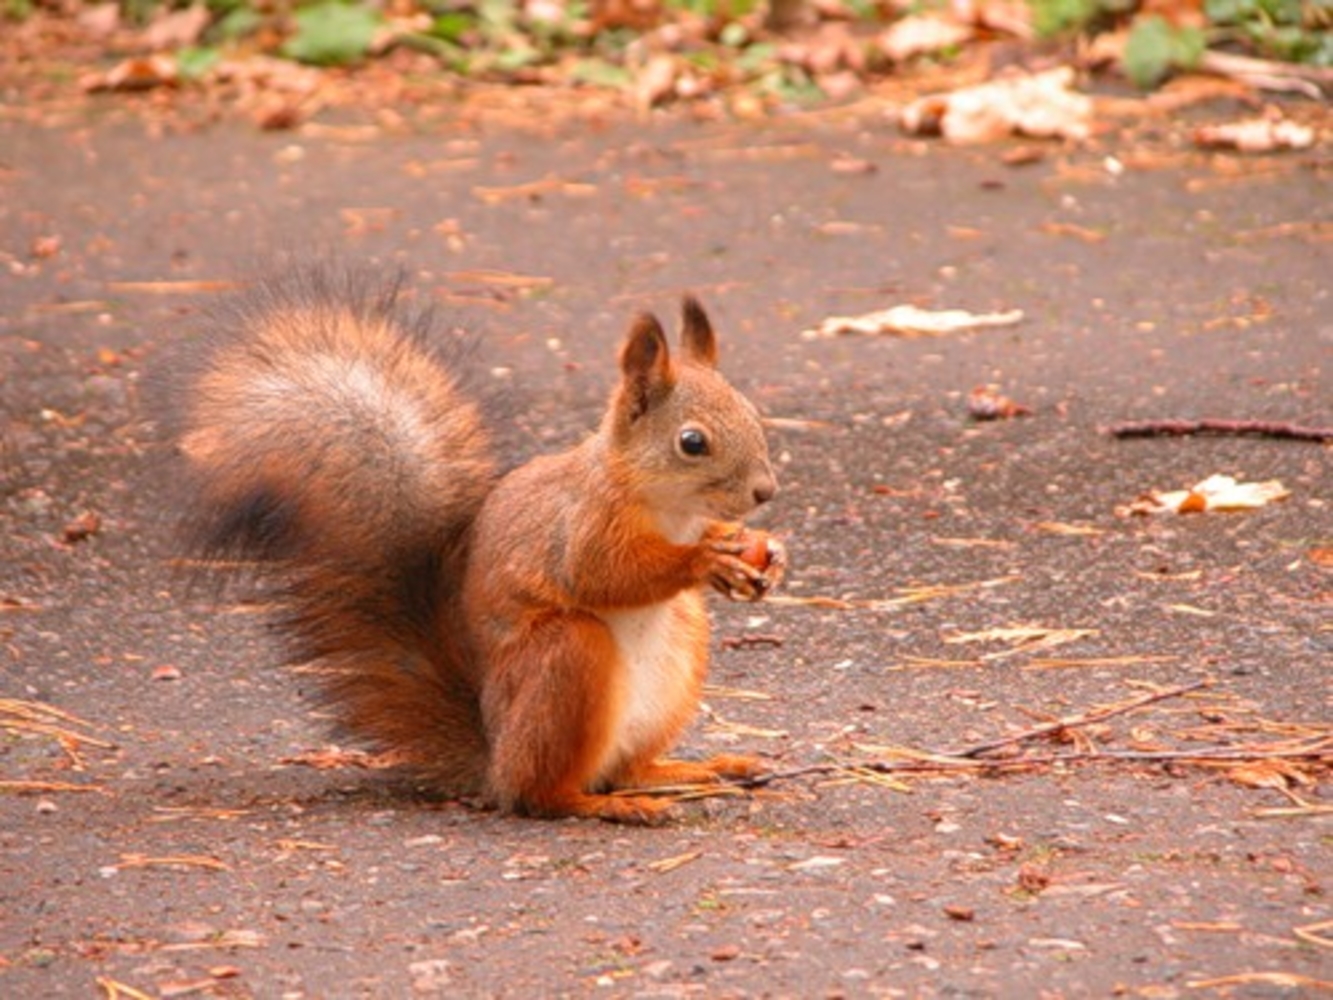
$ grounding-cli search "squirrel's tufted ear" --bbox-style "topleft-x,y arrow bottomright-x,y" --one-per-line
619,312 -> 675,422
679,296 -> 718,369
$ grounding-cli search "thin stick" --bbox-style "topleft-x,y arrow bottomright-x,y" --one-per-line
738,741 -> 1332,789
937,679 -> 1212,759
1104,419 -> 1332,443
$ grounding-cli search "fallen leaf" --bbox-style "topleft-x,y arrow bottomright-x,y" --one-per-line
1016,864 -> 1051,893
878,14 -> 974,62
901,67 -> 1092,144
782,22 -> 865,75
61,511 -> 101,543
802,305 -> 1023,339
1116,474 -> 1290,516
635,53 -> 677,111
142,4 -> 212,51
31,235 -> 61,259
1227,759 -> 1315,791
967,385 -> 1031,420
82,55 -> 178,92
1194,115 -> 1316,153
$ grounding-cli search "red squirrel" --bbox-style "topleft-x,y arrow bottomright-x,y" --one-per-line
172,265 -> 785,823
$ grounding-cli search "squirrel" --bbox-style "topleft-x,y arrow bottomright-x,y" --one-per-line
169,264 -> 786,824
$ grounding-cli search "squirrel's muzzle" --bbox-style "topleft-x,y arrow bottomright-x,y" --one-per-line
750,467 -> 777,507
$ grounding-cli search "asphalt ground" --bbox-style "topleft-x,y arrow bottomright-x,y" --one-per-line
2,101 -> 1330,998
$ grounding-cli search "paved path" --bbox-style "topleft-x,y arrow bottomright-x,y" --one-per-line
2,107 -> 1329,997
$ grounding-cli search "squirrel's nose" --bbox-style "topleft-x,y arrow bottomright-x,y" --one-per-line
751,471 -> 777,507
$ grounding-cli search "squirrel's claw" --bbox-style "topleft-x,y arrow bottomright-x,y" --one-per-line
707,535 -> 786,603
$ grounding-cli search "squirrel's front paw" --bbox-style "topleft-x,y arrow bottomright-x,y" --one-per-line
706,529 -> 786,602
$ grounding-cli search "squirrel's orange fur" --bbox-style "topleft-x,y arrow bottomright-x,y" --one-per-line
172,265 -> 783,823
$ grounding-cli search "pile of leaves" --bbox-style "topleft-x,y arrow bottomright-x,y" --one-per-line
4,0 -> 1332,120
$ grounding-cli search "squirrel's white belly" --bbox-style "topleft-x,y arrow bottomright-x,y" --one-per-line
596,597 -> 703,780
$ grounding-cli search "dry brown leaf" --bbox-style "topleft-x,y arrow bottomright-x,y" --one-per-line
1226,759 -> 1315,791
1116,474 -> 1291,516
901,68 -> 1092,145
82,55 -> 178,93
142,4 -> 211,51
877,14 -> 974,62
967,385 -> 1031,420
782,22 -> 865,75
635,53 -> 677,112
802,305 -> 1023,339
959,0 -> 1034,37
1193,113 -> 1316,153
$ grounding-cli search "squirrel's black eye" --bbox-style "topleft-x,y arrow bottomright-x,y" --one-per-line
678,427 -> 710,457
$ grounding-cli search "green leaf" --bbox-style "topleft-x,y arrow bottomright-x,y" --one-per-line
1031,0 -> 1099,37
176,45 -> 222,80
281,2 -> 383,66
1202,0 -> 1253,23
1124,16 -> 1172,88
569,58 -> 632,88
492,41 -> 541,72
719,21 -> 750,48
429,11 -> 476,43
1124,15 -> 1203,89
3,0 -> 36,21
214,5 -> 261,42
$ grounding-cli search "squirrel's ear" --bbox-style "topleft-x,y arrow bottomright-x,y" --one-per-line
619,312 -> 674,421
679,295 -> 718,368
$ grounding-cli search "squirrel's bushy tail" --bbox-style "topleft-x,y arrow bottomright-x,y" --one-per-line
171,265 -> 496,791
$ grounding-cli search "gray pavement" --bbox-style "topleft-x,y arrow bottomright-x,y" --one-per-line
2,106 -> 1330,997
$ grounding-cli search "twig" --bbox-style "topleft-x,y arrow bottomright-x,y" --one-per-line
1199,50 -> 1333,98
737,740 -> 1332,789
114,854 -> 231,872
1294,919 -> 1333,949
1104,419 -> 1332,443
937,679 -> 1212,759
1186,971 -> 1333,991
721,633 -> 785,651
0,780 -> 104,794
98,978 -> 156,1000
